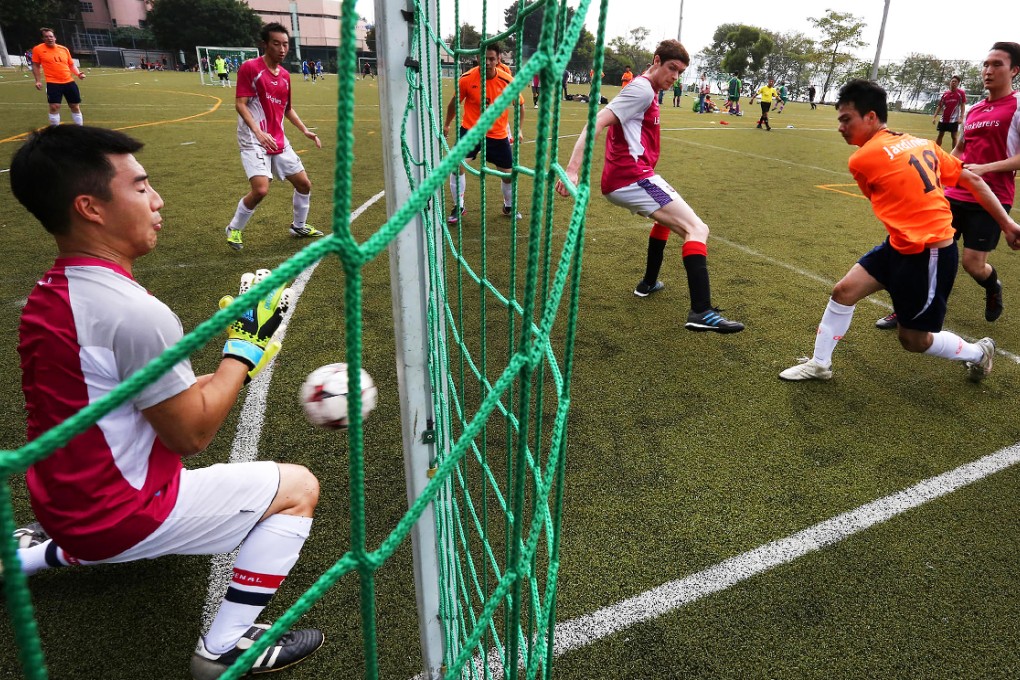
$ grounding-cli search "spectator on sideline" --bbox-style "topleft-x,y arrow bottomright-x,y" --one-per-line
562,70 -> 569,100
932,75 -> 967,149
532,72 -> 540,108
808,84 -> 817,109
697,73 -> 709,113
31,27 -> 86,127
556,40 -> 744,334
779,80 -> 1020,382
443,42 -> 525,224
224,22 -> 323,251
672,77 -> 682,107
621,66 -> 634,89
726,74 -> 742,116
6,124 -> 324,679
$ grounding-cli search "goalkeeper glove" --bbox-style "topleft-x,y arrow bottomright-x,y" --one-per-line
220,269 -> 293,381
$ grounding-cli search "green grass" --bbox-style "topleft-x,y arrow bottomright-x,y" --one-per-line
3,67 -> 1020,679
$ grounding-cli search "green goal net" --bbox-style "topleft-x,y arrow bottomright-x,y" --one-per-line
0,0 -> 608,678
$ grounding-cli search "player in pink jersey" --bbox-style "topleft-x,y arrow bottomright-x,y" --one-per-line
877,42 -> 1020,331
556,40 -> 743,333
224,22 -> 322,251
932,75 -> 966,149
7,125 -> 324,678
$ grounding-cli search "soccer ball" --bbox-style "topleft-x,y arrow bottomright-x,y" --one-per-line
300,363 -> 378,430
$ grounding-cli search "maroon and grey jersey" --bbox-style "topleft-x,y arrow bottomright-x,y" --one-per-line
18,258 -> 196,560
601,75 -> 661,195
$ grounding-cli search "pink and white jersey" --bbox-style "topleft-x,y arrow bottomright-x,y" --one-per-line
945,91 -> 1020,207
236,56 -> 292,155
938,88 -> 967,124
18,258 -> 196,561
601,75 -> 660,195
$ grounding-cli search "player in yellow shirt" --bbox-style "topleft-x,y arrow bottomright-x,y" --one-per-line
780,80 -> 1020,382
749,77 -> 778,130
32,27 -> 86,127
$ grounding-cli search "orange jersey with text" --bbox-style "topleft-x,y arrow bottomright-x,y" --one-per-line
848,129 -> 963,254
458,65 -> 521,139
32,43 -> 76,84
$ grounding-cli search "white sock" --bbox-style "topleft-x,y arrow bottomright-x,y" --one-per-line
227,198 -> 255,231
812,298 -> 855,367
47,113 -> 60,126
18,540 -> 91,575
924,330 -> 983,362
292,190 -> 311,229
203,514 -> 312,654
449,174 -> 466,207
71,112 -> 83,126
501,180 -> 513,207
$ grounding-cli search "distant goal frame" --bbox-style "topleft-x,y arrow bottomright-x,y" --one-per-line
195,45 -> 260,86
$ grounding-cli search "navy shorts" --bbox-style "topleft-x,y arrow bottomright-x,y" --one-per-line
459,127 -> 513,169
858,238 -> 958,332
951,198 -> 1011,252
936,122 -> 960,133
46,81 -> 81,105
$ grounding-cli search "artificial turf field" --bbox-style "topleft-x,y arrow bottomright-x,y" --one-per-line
2,67 -> 1020,679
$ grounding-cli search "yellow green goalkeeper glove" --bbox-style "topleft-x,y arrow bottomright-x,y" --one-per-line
220,269 -> 293,381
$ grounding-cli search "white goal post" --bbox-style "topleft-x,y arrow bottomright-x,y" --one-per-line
195,46 -> 260,86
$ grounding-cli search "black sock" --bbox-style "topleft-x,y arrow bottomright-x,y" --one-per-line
643,237 -> 668,285
682,253 -> 712,313
980,266 -> 999,290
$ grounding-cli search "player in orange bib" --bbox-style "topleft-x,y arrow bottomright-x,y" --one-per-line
443,43 -> 525,223
780,79 -> 1020,383
32,27 -> 86,127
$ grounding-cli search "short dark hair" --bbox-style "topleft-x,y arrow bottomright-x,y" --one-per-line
485,41 -> 502,55
654,40 -> 689,66
39,27 -> 54,36
836,79 -> 888,124
261,22 -> 289,44
9,126 -> 144,235
990,41 -> 1020,69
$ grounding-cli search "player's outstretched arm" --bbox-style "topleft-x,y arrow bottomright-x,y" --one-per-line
142,270 -> 294,455
555,107 -> 619,197
964,153 -> 1020,177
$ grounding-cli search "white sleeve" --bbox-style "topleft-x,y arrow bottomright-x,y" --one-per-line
607,79 -> 654,125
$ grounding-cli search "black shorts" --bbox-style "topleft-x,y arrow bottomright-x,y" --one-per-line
951,198 -> 1012,252
459,127 -> 513,169
218,72 -> 229,81
936,121 -> 960,133
858,238 -> 958,332
46,81 -> 81,105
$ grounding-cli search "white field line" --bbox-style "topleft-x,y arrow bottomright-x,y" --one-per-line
201,190 -> 385,630
412,442 -> 1020,679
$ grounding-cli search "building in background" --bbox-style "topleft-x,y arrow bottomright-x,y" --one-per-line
74,0 -> 368,68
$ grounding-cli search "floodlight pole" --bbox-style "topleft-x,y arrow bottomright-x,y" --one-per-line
676,0 -> 684,42
290,1 -> 302,61
869,0 -> 891,81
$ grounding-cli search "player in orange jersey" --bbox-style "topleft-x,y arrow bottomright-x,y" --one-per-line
32,27 -> 86,127
443,43 -> 525,223
780,79 -> 1020,383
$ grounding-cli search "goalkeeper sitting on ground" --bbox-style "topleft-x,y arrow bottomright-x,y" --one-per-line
4,125 -> 324,679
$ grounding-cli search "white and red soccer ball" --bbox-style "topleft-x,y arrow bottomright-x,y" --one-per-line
300,363 -> 378,430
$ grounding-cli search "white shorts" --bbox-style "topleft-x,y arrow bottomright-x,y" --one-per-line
240,143 -> 305,181
605,175 -> 682,218
99,461 -> 279,563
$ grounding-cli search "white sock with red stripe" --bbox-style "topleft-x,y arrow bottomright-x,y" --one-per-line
813,298 -> 855,367
924,330 -> 982,362
203,514 -> 313,654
